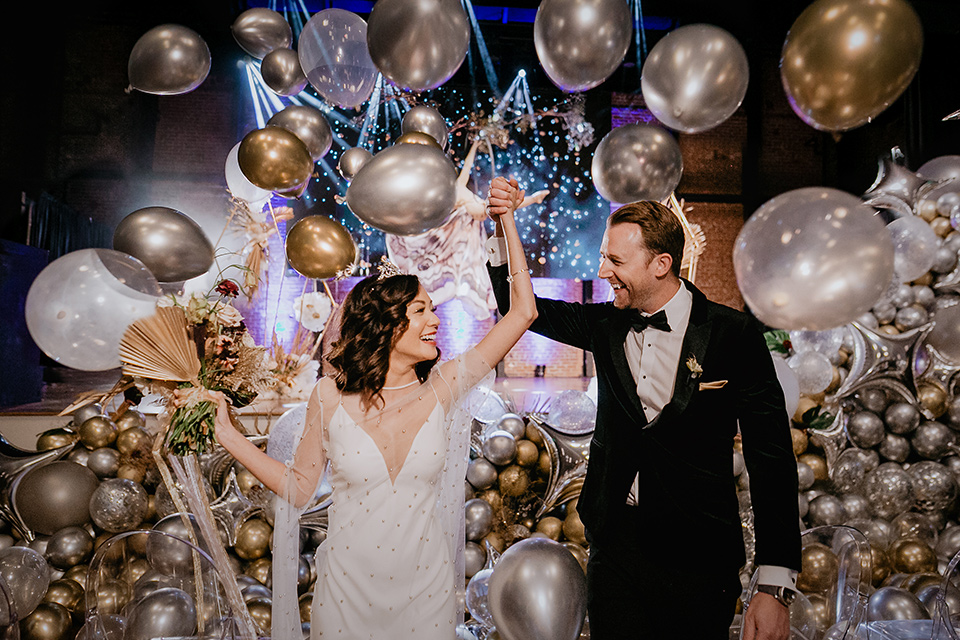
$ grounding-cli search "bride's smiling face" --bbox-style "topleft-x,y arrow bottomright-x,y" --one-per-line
392,286 -> 440,363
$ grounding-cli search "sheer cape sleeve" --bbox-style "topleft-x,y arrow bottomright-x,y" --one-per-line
271,378 -> 334,640
429,348 -> 494,626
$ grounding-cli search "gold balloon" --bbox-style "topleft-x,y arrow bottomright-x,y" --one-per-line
780,0 -> 923,132
797,542 -> 839,593
798,453 -> 828,483
36,429 -> 78,452
115,409 -> 146,432
794,396 -> 819,423
20,602 -> 72,640
235,518 -> 273,561
790,428 -> 809,456
245,557 -> 273,586
537,451 -> 552,476
246,597 -> 273,636
95,578 -> 132,615
62,565 -> 88,590
890,537 -> 938,574
918,384 -> 948,418
120,557 -> 152,587
479,489 -> 502,514
79,416 -> 118,450
116,427 -> 151,456
869,545 -> 890,587
299,593 -> 313,624
515,440 -> 540,467
563,510 -> 587,545
484,531 -> 505,554
562,541 -> 589,573
806,593 -> 831,632
284,215 -> 358,279
525,423 -> 544,446
498,465 -> 531,497
932,216 -> 953,238
115,464 -> 145,484
43,578 -> 85,615
236,468 -> 263,496
238,125 -> 314,192
395,131 -> 442,148
535,516 -> 563,541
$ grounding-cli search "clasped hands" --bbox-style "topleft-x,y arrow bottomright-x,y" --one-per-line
486,176 -> 524,219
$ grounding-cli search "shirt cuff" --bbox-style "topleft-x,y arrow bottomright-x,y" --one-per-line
485,236 -> 507,267
756,565 -> 798,591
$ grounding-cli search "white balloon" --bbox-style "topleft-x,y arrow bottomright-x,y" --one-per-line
225,142 -> 271,205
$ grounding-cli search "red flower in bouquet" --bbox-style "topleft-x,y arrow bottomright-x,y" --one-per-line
215,279 -> 240,298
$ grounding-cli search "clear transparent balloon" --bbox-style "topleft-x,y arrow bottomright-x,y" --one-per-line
24,249 -> 161,371
887,215 -> 939,283
298,9 -> 379,108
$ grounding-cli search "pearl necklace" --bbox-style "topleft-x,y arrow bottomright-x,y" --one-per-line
381,379 -> 418,390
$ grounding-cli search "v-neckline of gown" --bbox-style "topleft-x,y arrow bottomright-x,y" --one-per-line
335,401 -> 442,486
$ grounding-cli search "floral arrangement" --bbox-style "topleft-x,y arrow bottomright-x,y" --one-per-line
228,194 -> 294,299
120,278 -> 275,456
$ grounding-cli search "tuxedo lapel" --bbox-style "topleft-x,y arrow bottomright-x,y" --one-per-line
644,282 -> 713,428
599,315 -> 648,421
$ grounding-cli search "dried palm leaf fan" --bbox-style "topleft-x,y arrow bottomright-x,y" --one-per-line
119,306 -> 201,383
666,193 -> 706,283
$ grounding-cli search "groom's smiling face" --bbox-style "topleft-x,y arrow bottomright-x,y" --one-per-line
598,222 -> 671,313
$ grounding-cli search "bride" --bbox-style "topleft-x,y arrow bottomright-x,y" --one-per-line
212,176 -> 536,639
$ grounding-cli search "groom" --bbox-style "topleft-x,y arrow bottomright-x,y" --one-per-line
486,197 -> 801,640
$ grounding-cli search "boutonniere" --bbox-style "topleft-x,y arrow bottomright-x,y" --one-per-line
686,355 -> 703,380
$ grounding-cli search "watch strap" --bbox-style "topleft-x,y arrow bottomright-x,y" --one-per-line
756,584 -> 795,607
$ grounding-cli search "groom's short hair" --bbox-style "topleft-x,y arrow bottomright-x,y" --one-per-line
608,201 -> 685,277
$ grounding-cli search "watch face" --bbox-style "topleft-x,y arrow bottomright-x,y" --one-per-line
782,589 -> 797,605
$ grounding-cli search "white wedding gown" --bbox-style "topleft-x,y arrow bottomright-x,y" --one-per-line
271,350 -> 492,640
312,401 -> 455,639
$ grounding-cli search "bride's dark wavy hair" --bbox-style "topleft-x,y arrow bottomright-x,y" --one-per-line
326,274 -> 440,409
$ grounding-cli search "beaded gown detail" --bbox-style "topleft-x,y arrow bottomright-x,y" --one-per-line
271,350 -> 492,640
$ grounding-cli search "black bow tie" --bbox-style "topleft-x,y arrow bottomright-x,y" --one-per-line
629,310 -> 671,333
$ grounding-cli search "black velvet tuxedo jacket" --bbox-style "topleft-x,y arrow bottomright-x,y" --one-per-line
488,264 -> 801,575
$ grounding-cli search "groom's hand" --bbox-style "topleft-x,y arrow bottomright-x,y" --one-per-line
742,592 -> 790,640
487,176 -> 524,217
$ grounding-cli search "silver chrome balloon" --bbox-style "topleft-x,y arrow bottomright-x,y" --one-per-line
231,8 -> 292,59
268,106 -> 332,163
345,142 -> 457,236
866,586 -> 929,621
337,147 -> 372,182
44,526 -> 93,570
591,123 -> 682,204
534,0 -> 631,93
124,587 -> 198,640
641,24 -> 749,133
367,0 -> 470,92
488,538 -> 587,640
401,105 -> 449,149
127,25 -> 211,95
113,206 -> 214,283
482,430 -> 517,466
260,48 -> 307,96
464,499 -> 494,542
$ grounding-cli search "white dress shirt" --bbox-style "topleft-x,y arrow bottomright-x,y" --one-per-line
485,236 -> 796,591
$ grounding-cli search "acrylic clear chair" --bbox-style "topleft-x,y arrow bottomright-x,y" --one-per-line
82,527 -> 243,639
0,574 -> 19,640
737,524 -> 873,640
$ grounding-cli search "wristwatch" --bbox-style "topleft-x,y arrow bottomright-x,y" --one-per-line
756,584 -> 797,607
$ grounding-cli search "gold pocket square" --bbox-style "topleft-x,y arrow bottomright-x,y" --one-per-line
699,380 -> 728,391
